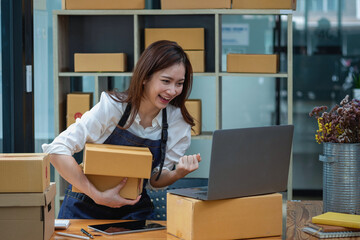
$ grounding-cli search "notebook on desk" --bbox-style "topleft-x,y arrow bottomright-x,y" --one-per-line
168,125 -> 294,200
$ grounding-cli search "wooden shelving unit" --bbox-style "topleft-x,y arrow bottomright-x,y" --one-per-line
53,8 -> 293,216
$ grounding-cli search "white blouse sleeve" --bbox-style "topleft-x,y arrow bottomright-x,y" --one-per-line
42,92 -> 122,156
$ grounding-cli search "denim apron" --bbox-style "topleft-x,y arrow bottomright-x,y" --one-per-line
58,103 -> 168,219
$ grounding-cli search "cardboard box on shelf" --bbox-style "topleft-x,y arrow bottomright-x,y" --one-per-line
161,0 -> 231,9
66,93 -> 93,127
185,51 -> 205,73
0,154 -> 50,193
72,164 -> 143,200
0,183 -> 56,240
185,100 -> 201,136
62,0 -> 145,10
83,143 -> 153,178
232,0 -> 297,10
167,192 -> 282,240
74,53 -> 127,72
227,54 -> 279,73
145,28 -> 204,50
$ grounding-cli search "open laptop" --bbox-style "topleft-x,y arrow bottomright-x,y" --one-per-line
168,125 -> 294,200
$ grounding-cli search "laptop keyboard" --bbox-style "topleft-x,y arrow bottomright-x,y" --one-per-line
194,191 -> 207,196
192,186 -> 208,191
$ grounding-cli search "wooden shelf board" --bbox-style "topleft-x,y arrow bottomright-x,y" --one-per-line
58,72 -> 216,77
54,9 -> 293,16
59,72 -> 133,77
192,131 -> 213,140
220,72 -> 288,78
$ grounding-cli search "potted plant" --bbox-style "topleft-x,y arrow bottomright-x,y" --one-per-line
309,95 -> 360,214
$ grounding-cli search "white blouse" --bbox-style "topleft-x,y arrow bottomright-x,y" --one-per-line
42,92 -> 192,173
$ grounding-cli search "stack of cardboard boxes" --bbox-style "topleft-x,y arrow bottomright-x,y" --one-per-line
72,143 -> 153,200
0,154 -> 55,240
145,28 -> 205,73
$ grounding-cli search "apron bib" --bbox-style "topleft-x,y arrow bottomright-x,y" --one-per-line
58,104 -> 168,219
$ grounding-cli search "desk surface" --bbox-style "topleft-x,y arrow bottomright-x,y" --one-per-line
52,219 -> 282,240
51,220 -> 180,240
52,201 -> 359,240
286,200 -> 360,240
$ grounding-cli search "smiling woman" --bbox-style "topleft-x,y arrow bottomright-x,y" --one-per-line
42,40 -> 201,220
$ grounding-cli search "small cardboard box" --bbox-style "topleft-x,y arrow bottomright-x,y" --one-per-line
185,51 -> 205,73
167,192 -> 282,240
161,0 -> 231,9
72,164 -> 143,200
232,0 -> 297,10
0,183 -> 56,240
185,100 -> 201,136
145,28 -> 204,50
74,53 -> 127,72
227,54 -> 279,73
83,143 -> 153,178
66,93 -> 93,127
0,154 -> 50,193
62,0 -> 145,10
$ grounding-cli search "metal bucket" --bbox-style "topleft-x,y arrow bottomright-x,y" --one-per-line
320,143 -> 360,214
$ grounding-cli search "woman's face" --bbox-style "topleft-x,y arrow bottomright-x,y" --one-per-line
143,63 -> 185,111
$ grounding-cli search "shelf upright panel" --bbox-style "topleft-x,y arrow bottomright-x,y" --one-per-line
215,13 -> 221,130
52,12 -> 61,217
287,13 -> 294,200
53,12 -> 72,217
95,76 -> 109,102
134,14 -> 140,64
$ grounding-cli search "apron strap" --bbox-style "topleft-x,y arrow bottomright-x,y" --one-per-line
156,108 -> 168,181
118,103 -> 132,127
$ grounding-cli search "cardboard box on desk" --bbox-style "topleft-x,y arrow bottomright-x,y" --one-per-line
0,154 -> 50,192
81,144 -> 153,198
145,28 -> 204,50
74,53 -> 127,72
185,100 -> 201,136
72,163 -> 144,200
62,0 -> 145,10
227,54 -> 279,73
67,93 -> 93,127
185,51 -> 205,73
0,183 -> 56,240
161,0 -> 231,9
232,0 -> 297,10
167,192 -> 282,240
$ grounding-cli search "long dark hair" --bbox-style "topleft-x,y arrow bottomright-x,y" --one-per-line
108,40 -> 195,128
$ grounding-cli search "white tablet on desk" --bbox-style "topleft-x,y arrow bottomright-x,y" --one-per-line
88,220 -> 166,235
